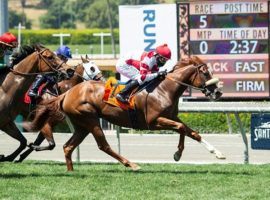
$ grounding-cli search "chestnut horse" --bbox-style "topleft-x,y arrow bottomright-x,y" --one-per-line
26,56 -> 224,171
16,56 -> 103,162
0,44 -> 71,162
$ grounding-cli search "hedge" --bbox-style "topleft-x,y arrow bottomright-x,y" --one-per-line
53,113 -> 251,134
10,29 -> 119,45
177,113 -> 250,134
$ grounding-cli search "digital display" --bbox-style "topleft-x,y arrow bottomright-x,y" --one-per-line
178,1 -> 269,98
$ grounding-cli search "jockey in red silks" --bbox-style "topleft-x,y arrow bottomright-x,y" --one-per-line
116,43 -> 171,103
0,32 -> 17,58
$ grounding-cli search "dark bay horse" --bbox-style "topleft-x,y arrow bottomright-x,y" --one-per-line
0,44 -> 71,162
26,56 -> 224,171
16,56 -> 104,162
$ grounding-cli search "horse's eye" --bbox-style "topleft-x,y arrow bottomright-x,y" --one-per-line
90,67 -> 95,72
47,55 -> 54,60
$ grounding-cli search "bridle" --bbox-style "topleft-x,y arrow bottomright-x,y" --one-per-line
10,48 -> 66,76
166,63 -> 209,92
72,62 -> 104,82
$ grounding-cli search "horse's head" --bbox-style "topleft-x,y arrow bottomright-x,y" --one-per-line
80,55 -> 103,81
35,44 -> 71,78
188,56 -> 222,100
173,56 -> 222,100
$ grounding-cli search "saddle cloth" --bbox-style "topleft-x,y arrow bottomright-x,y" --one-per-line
102,77 -> 135,110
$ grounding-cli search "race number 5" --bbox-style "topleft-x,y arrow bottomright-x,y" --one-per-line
200,16 -> 207,28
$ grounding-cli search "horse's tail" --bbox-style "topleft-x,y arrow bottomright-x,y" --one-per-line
24,94 -> 66,131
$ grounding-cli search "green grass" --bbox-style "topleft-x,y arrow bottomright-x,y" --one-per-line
46,44 -> 120,55
0,161 -> 270,200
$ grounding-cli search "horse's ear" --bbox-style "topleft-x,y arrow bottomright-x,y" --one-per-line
86,54 -> 90,60
81,55 -> 88,63
190,55 -> 204,65
34,43 -> 45,52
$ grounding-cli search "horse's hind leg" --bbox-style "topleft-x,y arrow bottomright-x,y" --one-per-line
155,117 -> 225,160
90,120 -> 140,171
30,123 -> 56,151
174,134 -> 185,162
0,121 -> 27,162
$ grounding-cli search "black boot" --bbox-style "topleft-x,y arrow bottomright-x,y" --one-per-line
28,75 -> 46,97
116,80 -> 139,103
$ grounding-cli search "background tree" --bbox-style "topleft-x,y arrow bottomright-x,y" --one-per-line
9,10 -> 32,29
39,0 -> 76,28
82,1 -> 118,28
20,0 -> 26,8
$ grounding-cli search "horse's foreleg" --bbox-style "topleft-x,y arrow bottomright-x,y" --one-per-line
155,117 -> 225,160
16,131 -> 45,162
0,122 -> 27,162
155,117 -> 201,141
90,121 -> 140,171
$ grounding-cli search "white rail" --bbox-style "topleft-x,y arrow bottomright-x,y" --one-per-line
178,101 -> 270,163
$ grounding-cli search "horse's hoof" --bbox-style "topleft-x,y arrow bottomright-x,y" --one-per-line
0,155 -> 12,162
215,151 -> 226,159
28,143 -> 35,149
129,163 -> 141,171
173,151 -> 181,161
30,145 -> 39,151
0,154 -> 5,161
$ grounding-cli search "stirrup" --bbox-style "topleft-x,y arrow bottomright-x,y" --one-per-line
116,94 -> 128,104
28,90 -> 38,98
28,90 -> 42,99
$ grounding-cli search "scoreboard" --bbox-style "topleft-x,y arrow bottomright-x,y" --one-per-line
178,1 -> 269,98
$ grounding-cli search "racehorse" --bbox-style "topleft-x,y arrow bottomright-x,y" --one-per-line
25,56 -> 224,171
0,44 -> 71,162
16,55 -> 103,162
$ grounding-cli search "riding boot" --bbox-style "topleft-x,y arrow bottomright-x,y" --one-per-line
28,75 -> 46,97
116,80 -> 139,103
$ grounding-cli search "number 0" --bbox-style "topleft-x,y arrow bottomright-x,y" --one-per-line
200,41 -> 208,54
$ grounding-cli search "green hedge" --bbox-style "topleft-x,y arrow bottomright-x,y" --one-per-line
54,113 -> 251,134
128,113 -> 250,134
10,29 -> 119,45
178,113 -> 250,134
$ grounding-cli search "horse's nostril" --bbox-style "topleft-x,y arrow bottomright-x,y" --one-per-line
214,90 -> 223,99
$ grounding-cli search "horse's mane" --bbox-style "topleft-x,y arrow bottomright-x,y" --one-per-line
10,44 -> 36,66
172,56 -> 205,71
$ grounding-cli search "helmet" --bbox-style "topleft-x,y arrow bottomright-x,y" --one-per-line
0,32 -> 17,47
56,45 -> 72,59
155,44 -> 171,60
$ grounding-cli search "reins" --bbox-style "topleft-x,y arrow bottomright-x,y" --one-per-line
10,48 -> 65,76
166,76 -> 204,91
165,64 -> 206,92
10,68 -> 56,76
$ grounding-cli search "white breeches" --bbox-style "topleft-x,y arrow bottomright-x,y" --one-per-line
116,58 -> 141,81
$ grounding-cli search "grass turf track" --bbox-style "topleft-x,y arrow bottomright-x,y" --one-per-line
0,161 -> 269,200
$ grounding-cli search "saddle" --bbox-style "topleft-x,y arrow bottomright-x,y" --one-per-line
103,77 -> 136,110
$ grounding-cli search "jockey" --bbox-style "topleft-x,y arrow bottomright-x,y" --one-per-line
115,43 -> 171,103
28,45 -> 72,98
0,32 -> 17,58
